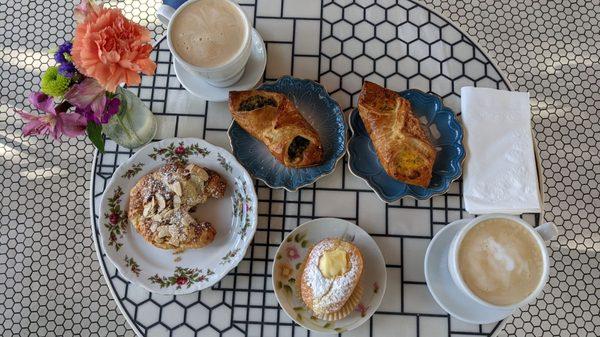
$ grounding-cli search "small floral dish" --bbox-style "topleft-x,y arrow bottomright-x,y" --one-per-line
98,137 -> 257,294
272,218 -> 386,333
227,76 -> 346,191
348,89 -> 465,201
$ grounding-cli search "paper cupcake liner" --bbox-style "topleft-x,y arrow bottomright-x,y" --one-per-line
316,284 -> 364,321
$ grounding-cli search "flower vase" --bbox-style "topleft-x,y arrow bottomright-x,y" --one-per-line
103,87 -> 157,149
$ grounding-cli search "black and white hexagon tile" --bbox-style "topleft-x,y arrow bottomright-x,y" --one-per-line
422,1 -> 600,336
1,1 -> 598,337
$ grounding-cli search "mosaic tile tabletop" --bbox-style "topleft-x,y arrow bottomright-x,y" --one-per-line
1,1 -> 599,337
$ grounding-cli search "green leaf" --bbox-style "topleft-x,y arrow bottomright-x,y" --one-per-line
87,122 -> 105,153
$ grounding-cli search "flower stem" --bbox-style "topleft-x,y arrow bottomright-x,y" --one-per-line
55,101 -> 72,113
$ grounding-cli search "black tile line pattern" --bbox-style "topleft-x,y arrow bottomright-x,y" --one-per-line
88,1 -> 530,337
3,0 -> 590,336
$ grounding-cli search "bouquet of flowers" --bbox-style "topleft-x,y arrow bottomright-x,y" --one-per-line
17,0 -> 157,151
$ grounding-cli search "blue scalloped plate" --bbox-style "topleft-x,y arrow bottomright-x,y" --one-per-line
348,89 -> 464,201
228,76 -> 346,191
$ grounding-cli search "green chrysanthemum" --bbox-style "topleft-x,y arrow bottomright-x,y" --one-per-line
40,66 -> 71,97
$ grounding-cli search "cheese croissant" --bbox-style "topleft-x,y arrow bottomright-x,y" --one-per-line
229,90 -> 324,168
357,81 -> 436,187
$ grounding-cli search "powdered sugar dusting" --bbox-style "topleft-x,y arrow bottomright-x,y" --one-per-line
303,240 -> 361,313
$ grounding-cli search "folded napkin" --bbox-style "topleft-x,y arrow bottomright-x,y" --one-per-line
461,87 -> 541,214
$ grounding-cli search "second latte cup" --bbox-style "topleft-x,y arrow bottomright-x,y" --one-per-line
157,0 -> 253,87
447,214 -> 558,311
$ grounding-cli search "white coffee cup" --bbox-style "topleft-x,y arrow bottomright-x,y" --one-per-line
157,0 -> 252,87
447,214 -> 558,310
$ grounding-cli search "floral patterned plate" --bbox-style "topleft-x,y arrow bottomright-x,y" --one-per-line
98,138 -> 257,294
272,218 -> 387,333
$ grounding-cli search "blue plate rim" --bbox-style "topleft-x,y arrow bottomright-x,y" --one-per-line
347,88 -> 465,202
227,76 -> 347,192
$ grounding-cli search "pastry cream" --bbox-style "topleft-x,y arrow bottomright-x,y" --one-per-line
318,249 -> 349,279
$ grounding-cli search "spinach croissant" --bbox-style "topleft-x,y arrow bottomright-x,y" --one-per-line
229,90 -> 324,168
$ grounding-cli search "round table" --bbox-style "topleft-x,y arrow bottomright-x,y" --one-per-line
90,1 -> 530,336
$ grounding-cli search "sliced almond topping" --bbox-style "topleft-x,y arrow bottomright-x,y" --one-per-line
142,197 -> 155,217
161,209 -> 174,219
171,181 -> 182,196
168,224 -> 180,238
168,224 -> 185,245
156,193 -> 166,212
152,213 -> 163,222
187,164 -> 209,182
150,221 -> 159,233
181,212 -> 195,227
156,226 -> 170,238
197,168 -> 209,181
173,195 -> 181,210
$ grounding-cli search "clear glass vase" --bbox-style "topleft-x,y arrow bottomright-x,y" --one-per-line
103,87 -> 157,149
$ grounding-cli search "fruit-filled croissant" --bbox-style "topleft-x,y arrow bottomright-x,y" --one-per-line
229,90 -> 324,168
358,81 -> 436,187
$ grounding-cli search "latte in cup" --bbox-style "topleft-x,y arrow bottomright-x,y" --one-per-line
457,218 -> 544,306
170,0 -> 247,68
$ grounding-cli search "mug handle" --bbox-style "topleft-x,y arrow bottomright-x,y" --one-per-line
157,0 -> 187,26
534,222 -> 558,241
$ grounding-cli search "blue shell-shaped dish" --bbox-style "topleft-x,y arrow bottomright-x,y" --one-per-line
348,89 -> 464,201
228,76 -> 346,191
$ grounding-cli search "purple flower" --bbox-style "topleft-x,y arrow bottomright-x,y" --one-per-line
54,41 -> 76,78
17,92 -> 87,140
75,96 -> 120,124
54,41 -> 72,64
58,62 -> 76,78
64,77 -> 106,118
102,97 -> 120,123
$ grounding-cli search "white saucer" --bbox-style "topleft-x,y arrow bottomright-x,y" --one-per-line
173,29 -> 267,102
424,219 -> 514,324
272,218 -> 387,333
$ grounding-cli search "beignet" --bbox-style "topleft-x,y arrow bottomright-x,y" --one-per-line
357,81 -> 436,187
229,90 -> 324,168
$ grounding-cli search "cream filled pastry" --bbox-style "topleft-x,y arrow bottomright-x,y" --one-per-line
299,238 -> 364,321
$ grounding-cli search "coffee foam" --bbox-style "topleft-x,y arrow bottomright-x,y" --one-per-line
171,0 -> 246,68
458,218 -> 543,306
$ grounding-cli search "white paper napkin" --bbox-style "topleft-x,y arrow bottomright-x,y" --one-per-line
461,87 -> 541,214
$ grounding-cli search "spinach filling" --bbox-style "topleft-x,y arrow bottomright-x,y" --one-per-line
287,136 -> 310,162
238,95 -> 277,111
